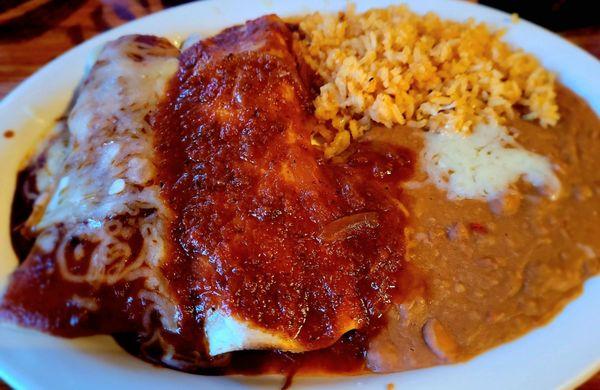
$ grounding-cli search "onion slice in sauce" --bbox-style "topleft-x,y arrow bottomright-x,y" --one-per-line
320,212 -> 380,242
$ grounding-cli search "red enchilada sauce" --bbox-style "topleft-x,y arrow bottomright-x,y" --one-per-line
149,15 -> 420,374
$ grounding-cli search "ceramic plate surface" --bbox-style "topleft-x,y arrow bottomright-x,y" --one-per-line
0,0 -> 599,389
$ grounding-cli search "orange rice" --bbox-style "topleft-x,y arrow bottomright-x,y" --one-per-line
298,4 -> 559,157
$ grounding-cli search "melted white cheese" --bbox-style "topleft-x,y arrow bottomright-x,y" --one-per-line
37,37 -> 179,230
422,122 -> 561,200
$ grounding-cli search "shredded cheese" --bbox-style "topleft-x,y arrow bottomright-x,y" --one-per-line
422,122 -> 561,200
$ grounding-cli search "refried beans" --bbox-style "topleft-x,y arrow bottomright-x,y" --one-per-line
366,85 -> 600,371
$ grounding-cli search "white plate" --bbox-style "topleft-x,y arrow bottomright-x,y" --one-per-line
1,0 -> 599,389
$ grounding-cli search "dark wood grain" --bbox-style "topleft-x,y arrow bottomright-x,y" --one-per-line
0,0 -> 598,388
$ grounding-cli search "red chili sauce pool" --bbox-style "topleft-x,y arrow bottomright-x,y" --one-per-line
147,16 -> 421,376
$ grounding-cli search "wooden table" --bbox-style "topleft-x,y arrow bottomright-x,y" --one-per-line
0,1 -> 598,389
